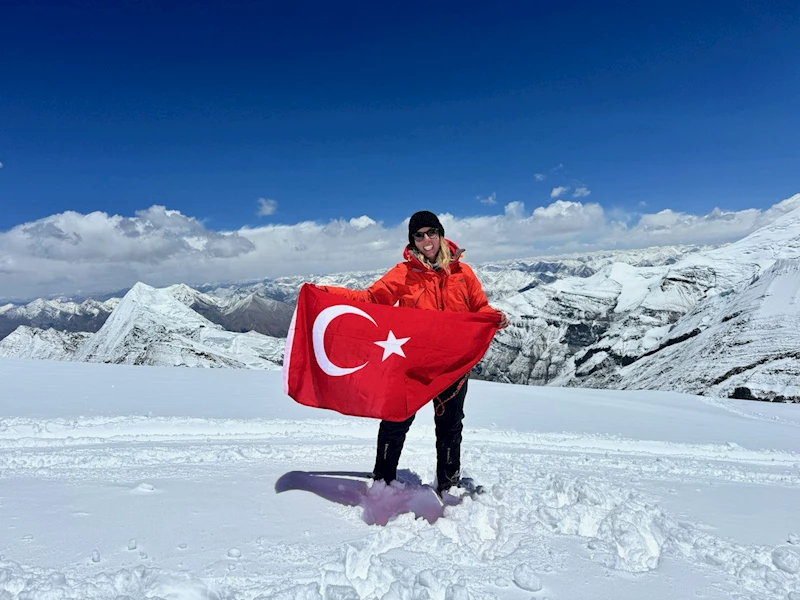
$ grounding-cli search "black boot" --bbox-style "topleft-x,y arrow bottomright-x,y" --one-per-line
434,378 -> 467,494
435,440 -> 461,495
372,414 -> 415,483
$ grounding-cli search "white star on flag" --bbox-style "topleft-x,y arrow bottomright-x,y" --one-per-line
373,330 -> 410,361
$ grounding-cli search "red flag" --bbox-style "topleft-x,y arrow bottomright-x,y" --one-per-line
283,284 -> 498,421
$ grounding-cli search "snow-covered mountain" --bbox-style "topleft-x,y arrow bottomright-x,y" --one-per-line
2,211 -> 797,401
0,243 -> 704,345
472,244 -> 709,301
613,258 -> 800,401
480,205 -> 800,401
219,292 -> 295,337
0,326 -> 92,360
0,297 -> 119,341
163,283 -> 295,338
198,244 -> 708,305
73,283 -> 284,369
0,282 -> 295,347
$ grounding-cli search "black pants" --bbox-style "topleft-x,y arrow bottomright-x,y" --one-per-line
372,377 -> 467,490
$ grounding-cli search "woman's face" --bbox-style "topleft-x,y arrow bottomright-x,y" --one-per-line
413,227 -> 440,261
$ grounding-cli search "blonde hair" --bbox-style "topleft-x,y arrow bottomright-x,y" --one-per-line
411,238 -> 453,275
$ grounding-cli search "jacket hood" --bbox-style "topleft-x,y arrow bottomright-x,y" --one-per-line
403,238 -> 464,269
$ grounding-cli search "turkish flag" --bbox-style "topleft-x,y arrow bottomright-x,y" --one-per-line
283,284 -> 499,421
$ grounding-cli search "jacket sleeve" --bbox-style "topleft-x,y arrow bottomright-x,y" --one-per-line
461,263 -> 497,314
316,263 -> 406,306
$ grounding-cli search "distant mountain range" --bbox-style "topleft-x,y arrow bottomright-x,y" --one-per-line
480,203 -> 800,402
0,283 -> 285,369
0,243 -> 704,344
2,202 -> 799,402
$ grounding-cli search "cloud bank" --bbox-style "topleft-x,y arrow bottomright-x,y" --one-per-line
1,195 -> 798,301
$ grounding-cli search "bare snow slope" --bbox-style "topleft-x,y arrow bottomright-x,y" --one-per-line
1,358 -> 799,600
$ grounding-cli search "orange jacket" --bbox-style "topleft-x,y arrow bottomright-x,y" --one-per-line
318,239 -> 498,316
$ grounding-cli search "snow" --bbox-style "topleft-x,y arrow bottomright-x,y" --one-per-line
2,358 -> 799,599
0,326 -> 91,360
482,205 -> 800,397
73,282 -> 285,369
618,258 -> 800,399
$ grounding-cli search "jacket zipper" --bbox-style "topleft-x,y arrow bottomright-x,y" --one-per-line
413,290 -> 424,308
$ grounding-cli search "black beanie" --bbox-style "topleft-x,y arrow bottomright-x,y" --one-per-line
408,210 -> 444,245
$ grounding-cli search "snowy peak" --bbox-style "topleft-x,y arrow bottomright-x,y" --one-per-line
74,282 -> 283,369
220,293 -> 295,337
684,201 -> 800,288
729,197 -> 800,258
164,283 -> 220,309
0,326 -> 92,361
0,296 -> 117,341
111,282 -> 216,331
74,283 -> 221,363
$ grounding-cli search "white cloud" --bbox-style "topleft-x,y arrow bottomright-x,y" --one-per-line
1,195 -> 798,300
573,187 -> 591,197
349,216 -> 378,229
257,198 -> 278,217
477,192 -> 497,206
550,186 -> 570,198
504,201 -> 526,220
0,162 -> 4,169
534,173 -> 546,181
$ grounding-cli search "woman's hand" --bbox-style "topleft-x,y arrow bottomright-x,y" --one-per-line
496,310 -> 509,329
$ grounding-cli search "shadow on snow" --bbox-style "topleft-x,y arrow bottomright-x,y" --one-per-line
274,469 -> 463,526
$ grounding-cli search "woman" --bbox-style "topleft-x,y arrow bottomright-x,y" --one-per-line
317,210 -> 508,495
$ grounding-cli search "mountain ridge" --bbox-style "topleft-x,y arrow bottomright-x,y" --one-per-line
2,208 -> 799,401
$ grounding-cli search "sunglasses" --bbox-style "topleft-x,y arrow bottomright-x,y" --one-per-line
412,229 -> 440,241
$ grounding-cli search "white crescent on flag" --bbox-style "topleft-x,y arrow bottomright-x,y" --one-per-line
312,305 -> 377,376
284,284 -> 498,420
311,304 -> 412,377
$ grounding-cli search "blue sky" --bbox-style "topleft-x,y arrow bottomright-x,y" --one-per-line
1,1 -> 799,299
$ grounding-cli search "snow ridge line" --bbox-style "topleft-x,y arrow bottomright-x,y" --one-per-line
1,416 -> 798,466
